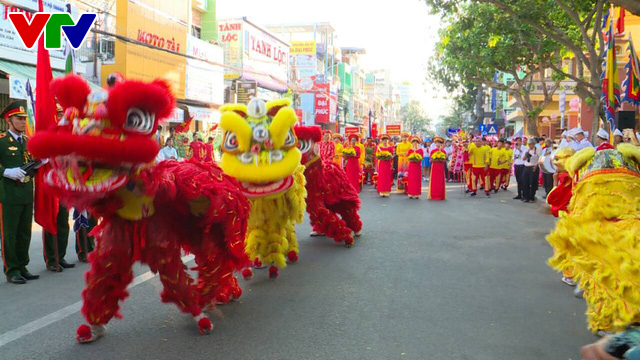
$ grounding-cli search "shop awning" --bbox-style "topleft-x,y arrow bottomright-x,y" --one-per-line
0,59 -> 102,92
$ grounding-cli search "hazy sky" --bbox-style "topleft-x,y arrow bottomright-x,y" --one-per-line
216,0 -> 451,119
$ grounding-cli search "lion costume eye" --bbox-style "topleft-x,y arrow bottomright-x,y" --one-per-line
124,108 -> 154,134
224,132 -> 239,152
283,130 -> 296,148
253,124 -> 269,142
298,139 -> 312,154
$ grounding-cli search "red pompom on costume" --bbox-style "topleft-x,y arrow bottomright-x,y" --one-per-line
28,75 -> 250,343
295,126 -> 362,247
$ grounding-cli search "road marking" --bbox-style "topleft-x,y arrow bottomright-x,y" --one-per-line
0,254 -> 195,348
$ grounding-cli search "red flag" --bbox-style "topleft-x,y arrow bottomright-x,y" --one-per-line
33,0 -> 59,235
617,8 -> 626,34
175,116 -> 194,133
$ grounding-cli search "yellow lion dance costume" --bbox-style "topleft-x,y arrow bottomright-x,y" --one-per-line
547,144 -> 640,333
219,98 -> 307,279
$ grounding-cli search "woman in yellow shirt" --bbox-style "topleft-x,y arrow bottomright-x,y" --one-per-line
395,132 -> 412,192
332,133 -> 344,167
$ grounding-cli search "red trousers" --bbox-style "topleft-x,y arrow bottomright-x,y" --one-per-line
470,167 -> 489,194
488,168 -> 503,191
464,163 -> 472,190
501,168 -> 510,188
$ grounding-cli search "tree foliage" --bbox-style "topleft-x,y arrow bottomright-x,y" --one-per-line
425,0 -> 608,140
400,101 -> 432,135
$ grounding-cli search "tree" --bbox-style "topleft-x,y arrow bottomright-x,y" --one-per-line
425,0 -> 608,141
430,2 -> 563,136
400,101 -> 432,134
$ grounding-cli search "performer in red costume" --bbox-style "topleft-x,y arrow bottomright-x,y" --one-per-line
376,134 -> 394,197
188,134 -> 206,161
428,136 -> 447,201
344,133 -> 362,192
319,130 -> 335,162
28,75 -> 250,343
294,126 -> 363,247
407,136 -> 424,199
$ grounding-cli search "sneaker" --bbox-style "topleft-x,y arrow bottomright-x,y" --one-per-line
470,192 -> 477,197
573,286 -> 584,298
513,196 -> 522,200
494,189 -> 499,194
465,189 -> 471,194
485,193 -> 491,198
310,231 -> 325,237
561,277 -> 576,286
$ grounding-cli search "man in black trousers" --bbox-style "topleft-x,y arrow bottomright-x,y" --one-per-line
521,138 -> 541,203
512,137 -> 527,200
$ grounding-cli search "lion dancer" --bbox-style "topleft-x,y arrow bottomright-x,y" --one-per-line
547,144 -> 640,334
295,126 -> 362,247
219,98 -> 307,280
463,135 -> 473,193
395,132 -> 411,192
376,134 -> 394,197
467,137 -> 490,197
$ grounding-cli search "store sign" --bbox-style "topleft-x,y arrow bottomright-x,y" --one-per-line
0,0 -> 71,67
165,107 -> 184,123
241,21 -> 289,92
188,106 -> 219,125
236,81 -> 257,104
186,35 -> 224,105
217,20 -> 242,80
290,41 -> 316,55
386,125 -> 402,136
103,0 -> 187,97
344,127 -> 360,135
9,75 -> 29,100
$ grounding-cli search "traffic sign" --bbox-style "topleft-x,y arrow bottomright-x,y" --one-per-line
487,124 -> 499,135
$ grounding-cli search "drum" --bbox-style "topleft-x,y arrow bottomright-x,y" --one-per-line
540,150 -> 557,174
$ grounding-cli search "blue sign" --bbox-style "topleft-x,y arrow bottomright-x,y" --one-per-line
478,124 -> 487,135
487,124 -> 499,135
447,128 -> 460,137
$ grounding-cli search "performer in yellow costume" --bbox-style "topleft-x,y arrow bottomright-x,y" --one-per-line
332,133 -> 344,167
219,98 -> 307,280
395,132 -> 412,192
547,144 -> 640,333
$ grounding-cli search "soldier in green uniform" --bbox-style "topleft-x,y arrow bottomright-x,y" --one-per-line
0,100 -> 39,284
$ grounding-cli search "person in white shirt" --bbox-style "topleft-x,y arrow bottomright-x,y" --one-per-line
156,138 -> 178,162
521,138 -> 541,203
572,128 -> 594,151
613,129 -> 624,146
512,137 -> 528,200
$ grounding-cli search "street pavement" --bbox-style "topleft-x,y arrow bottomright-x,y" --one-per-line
0,181 -> 596,360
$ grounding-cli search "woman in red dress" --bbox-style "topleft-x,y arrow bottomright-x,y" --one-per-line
428,136 -> 447,201
407,136 -> 424,199
344,133 -> 362,193
376,134 -> 394,197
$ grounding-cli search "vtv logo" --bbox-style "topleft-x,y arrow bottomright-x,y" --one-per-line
8,12 -> 97,50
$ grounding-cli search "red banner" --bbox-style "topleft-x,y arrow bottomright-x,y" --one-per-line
386,124 -> 402,136
344,126 -> 360,135
372,123 -> 378,139
295,109 -> 303,125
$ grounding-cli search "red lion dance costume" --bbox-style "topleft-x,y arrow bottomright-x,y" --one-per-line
294,126 -> 363,247
28,75 -> 250,343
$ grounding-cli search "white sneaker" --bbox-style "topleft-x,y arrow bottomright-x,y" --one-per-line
561,277 -> 576,286
310,231 -> 325,237
354,231 -> 362,237
573,286 -> 584,298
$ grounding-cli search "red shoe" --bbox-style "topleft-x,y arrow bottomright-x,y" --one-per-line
287,251 -> 298,263
268,266 -> 278,279
242,268 -> 253,280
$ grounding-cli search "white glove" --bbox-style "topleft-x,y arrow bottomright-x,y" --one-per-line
3,168 -> 26,181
